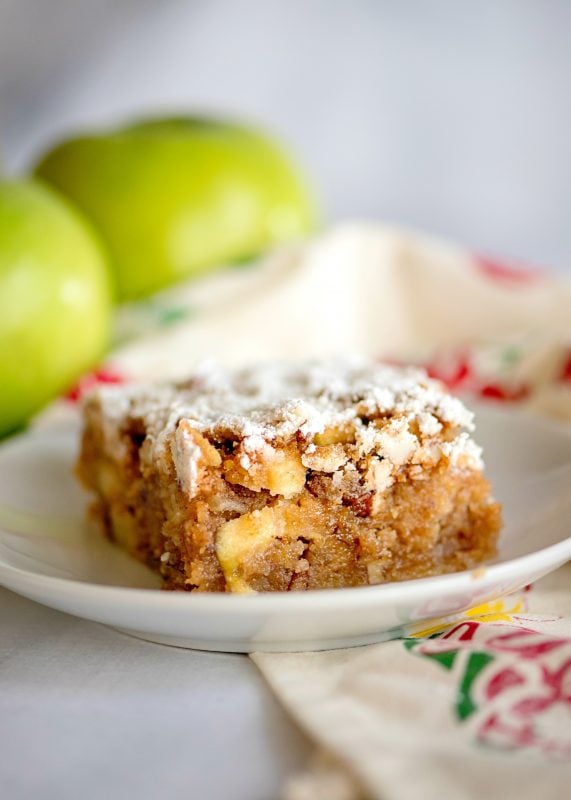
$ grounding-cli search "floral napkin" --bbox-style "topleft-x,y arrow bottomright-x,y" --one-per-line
255,566 -> 571,800
55,224 -> 571,799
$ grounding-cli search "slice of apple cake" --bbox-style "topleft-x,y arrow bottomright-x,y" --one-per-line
77,358 -> 501,593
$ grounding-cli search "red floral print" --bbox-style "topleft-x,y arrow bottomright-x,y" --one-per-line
475,255 -> 545,286
66,367 -> 126,402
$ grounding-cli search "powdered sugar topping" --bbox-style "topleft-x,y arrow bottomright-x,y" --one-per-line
93,358 -> 472,434
86,357 -> 484,490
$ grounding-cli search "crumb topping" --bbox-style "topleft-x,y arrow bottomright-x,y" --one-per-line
84,358 -> 483,497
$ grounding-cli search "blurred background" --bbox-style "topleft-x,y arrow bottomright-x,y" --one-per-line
1,0 -> 570,269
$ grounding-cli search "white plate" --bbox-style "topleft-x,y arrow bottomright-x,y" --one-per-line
0,405 -> 570,652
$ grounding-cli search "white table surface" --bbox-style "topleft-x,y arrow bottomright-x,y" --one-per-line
0,587 -> 310,800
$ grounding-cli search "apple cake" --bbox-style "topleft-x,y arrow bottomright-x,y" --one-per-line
76,359 -> 501,593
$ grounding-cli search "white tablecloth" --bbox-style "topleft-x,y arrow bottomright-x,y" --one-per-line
0,588 -> 309,800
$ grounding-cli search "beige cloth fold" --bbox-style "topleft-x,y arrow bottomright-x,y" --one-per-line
109,223 -> 571,390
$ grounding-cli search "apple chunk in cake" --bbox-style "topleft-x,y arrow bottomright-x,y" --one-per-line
76,359 -> 501,593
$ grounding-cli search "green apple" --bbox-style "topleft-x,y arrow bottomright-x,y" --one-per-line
0,179 -> 112,437
35,116 -> 316,300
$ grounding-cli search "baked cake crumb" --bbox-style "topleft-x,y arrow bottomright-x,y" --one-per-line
76,358 -> 501,593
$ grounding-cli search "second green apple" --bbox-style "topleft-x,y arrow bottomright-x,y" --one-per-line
35,117 -> 316,300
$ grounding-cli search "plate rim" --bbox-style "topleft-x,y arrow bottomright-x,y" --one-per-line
1,532 -> 570,614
